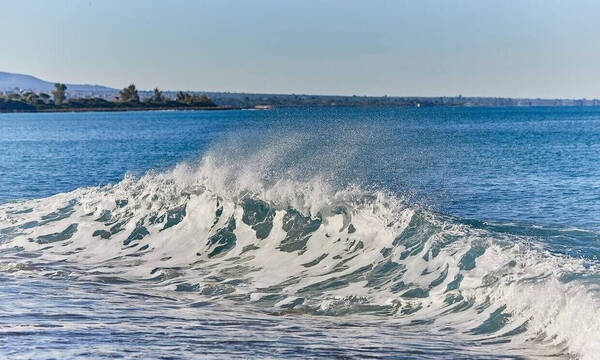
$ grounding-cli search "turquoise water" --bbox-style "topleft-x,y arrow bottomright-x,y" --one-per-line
1,107 -> 599,359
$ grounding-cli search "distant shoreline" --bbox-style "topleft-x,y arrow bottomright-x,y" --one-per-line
4,103 -> 600,114
0,105 -> 241,114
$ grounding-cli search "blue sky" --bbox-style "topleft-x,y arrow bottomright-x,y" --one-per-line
1,0 -> 599,98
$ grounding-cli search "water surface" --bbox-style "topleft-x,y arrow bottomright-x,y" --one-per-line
1,107 -> 599,359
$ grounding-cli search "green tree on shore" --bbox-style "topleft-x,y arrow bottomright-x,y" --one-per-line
176,91 -> 189,104
176,91 -> 214,106
52,83 -> 67,105
151,88 -> 164,103
119,84 -> 139,102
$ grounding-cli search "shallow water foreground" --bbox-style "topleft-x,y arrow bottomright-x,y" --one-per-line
1,275 -> 566,359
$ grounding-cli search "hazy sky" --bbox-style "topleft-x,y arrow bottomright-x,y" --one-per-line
1,0 -> 599,98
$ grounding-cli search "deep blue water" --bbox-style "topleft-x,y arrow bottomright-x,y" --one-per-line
1,107 -> 600,359
1,107 -> 599,229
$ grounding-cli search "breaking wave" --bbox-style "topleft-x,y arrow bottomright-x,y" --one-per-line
1,153 -> 599,359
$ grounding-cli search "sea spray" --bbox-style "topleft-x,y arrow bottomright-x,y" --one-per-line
1,156 -> 599,359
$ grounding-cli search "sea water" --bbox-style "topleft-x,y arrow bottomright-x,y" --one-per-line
0,107 -> 599,359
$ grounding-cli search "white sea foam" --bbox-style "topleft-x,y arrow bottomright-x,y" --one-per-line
1,155 -> 599,359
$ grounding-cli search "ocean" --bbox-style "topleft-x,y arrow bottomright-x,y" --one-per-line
0,107 -> 599,359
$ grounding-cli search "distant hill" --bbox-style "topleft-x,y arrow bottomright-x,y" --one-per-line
0,71 -> 116,94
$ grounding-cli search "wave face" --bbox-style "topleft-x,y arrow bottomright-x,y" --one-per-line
1,153 -> 599,359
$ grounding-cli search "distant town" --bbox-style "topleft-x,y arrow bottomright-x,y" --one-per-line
1,71 -> 599,112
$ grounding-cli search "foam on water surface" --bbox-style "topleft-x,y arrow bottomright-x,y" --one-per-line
1,155 -> 599,359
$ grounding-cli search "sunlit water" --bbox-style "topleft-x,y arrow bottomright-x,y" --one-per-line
1,107 -> 599,359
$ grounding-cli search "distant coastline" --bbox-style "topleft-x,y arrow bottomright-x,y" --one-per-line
2,71 -> 600,113
0,105 -> 240,114
0,82 -> 233,113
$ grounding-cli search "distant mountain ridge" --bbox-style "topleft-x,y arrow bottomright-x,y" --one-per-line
0,71 -> 115,93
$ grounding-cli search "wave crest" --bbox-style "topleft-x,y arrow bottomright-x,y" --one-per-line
1,158 -> 599,358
